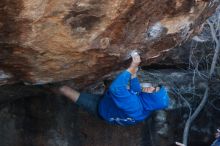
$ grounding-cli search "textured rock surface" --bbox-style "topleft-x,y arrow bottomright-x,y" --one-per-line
0,0 -> 219,86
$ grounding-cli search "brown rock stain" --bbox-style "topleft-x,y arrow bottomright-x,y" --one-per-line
0,0 -> 34,83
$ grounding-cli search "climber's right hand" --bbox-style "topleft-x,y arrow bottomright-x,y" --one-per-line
130,52 -> 141,68
127,52 -> 141,75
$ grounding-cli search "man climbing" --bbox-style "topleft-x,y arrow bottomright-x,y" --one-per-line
59,52 -> 169,126
175,128 -> 220,146
211,129 -> 220,146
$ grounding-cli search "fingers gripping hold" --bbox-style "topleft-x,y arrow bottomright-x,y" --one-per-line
130,50 -> 141,67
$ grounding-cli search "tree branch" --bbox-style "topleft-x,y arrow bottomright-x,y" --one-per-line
182,16 -> 220,146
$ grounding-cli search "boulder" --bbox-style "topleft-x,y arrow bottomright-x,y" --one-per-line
0,0 -> 219,86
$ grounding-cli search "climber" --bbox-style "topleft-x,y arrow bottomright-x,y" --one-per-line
175,128 -> 220,146
211,129 -> 220,146
59,52 -> 170,126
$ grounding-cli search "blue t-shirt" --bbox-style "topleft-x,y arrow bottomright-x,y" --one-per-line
211,138 -> 220,146
98,70 -> 169,126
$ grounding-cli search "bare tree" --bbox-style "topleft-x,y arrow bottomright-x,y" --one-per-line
182,6 -> 220,146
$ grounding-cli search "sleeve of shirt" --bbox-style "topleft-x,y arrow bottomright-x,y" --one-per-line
130,77 -> 142,93
109,70 -> 141,116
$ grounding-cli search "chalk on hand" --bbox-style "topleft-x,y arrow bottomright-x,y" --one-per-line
130,50 -> 139,57
175,142 -> 185,146
217,129 -> 220,133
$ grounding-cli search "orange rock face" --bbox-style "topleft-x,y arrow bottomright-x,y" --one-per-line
0,0 -> 219,86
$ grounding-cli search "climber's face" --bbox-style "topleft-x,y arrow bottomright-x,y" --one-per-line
215,129 -> 220,138
142,87 -> 155,93
141,83 -> 157,93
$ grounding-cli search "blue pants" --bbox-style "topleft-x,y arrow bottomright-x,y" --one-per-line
75,92 -> 102,117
